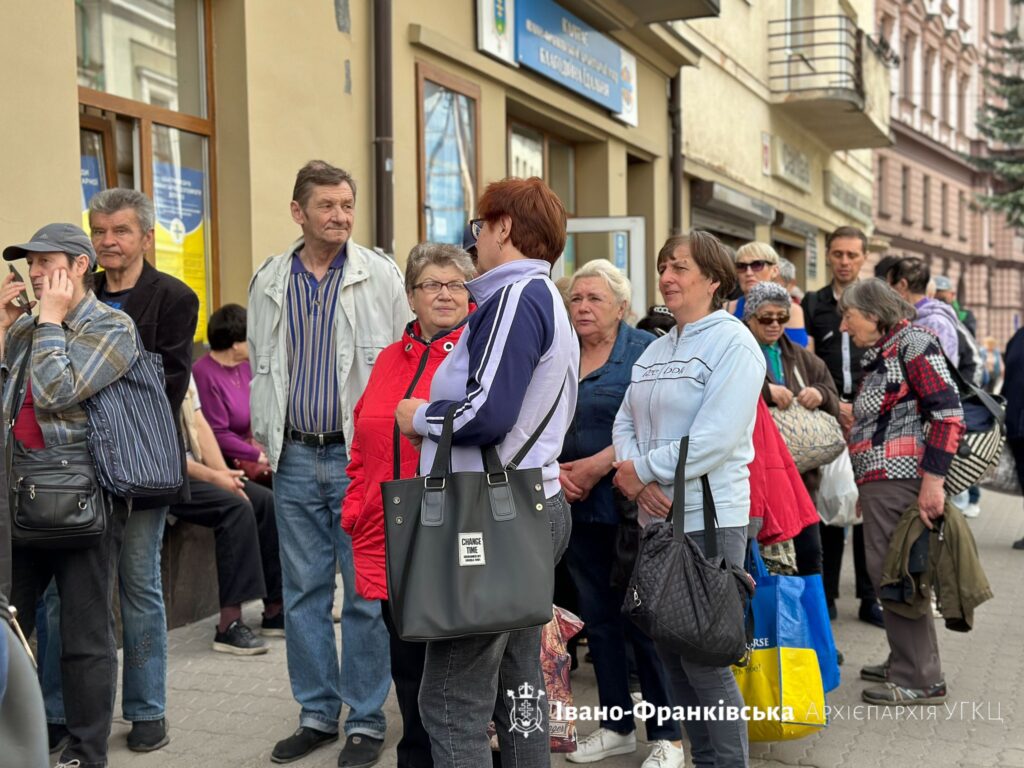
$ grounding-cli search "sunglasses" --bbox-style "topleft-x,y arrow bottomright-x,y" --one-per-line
754,314 -> 790,326
736,260 -> 771,273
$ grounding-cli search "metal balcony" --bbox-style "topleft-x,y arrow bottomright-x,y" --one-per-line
768,15 -> 892,150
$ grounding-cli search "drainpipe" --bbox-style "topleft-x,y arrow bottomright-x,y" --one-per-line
669,73 -> 683,235
373,0 -> 394,254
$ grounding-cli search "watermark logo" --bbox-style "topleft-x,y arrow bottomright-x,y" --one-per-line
507,682 -> 545,737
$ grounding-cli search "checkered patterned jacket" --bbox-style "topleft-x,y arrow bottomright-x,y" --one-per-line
849,319 -> 965,484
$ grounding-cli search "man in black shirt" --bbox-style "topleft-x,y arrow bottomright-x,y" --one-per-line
802,226 -> 883,628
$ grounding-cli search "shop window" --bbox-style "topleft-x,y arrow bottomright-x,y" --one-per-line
508,124 -> 577,273
77,0 -> 215,342
417,62 -> 480,245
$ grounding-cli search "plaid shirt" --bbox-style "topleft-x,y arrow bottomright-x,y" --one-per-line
849,320 -> 965,484
2,292 -> 139,447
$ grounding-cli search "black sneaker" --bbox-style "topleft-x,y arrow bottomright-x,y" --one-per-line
213,620 -> 269,655
338,733 -> 384,768
127,718 -> 169,752
858,599 -> 885,628
862,681 -> 947,706
272,727 -> 338,764
860,660 -> 890,683
826,599 -> 838,620
262,612 -> 286,637
1013,537 -> 1024,550
48,723 -> 70,753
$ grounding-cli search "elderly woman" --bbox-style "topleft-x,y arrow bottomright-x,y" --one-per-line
395,178 -> 577,768
839,278 -> 965,705
557,260 -> 681,767
743,281 -> 840,576
342,242 -> 474,768
728,242 -> 807,347
192,304 -> 270,484
2,224 -> 139,768
613,231 -> 765,768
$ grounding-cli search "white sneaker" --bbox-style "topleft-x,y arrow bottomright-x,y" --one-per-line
963,503 -> 982,519
567,728 -> 636,763
641,740 -> 685,768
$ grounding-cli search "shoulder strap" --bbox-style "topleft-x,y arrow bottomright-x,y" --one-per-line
664,436 -> 720,559
508,372 -> 569,470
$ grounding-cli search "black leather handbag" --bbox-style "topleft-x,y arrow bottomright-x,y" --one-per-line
623,436 -> 755,667
381,386 -> 565,642
5,348 -> 108,549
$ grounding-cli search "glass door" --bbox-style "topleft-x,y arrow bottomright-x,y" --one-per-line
553,216 -> 647,313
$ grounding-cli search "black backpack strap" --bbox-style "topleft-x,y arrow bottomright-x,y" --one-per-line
507,372 -> 569,470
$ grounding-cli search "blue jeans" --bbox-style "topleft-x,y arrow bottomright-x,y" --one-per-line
273,441 -> 389,737
42,507 -> 169,723
566,521 -> 679,741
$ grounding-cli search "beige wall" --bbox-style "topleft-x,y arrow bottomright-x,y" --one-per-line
0,2 -> 81,250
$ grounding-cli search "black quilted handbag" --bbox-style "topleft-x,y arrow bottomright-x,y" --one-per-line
623,436 -> 755,667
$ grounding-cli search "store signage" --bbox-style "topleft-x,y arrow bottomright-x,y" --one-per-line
516,0 -> 623,112
772,137 -> 811,193
824,171 -> 872,226
478,0 -> 517,65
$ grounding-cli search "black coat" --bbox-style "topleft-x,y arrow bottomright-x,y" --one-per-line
1005,327 -> 1024,440
94,260 -> 199,508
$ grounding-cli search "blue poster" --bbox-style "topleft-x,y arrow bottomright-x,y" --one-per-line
153,163 -> 205,233
516,0 -> 622,112
613,232 -> 628,271
81,156 -> 102,210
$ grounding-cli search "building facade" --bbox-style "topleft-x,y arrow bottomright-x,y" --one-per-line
1,0 -> 726,329
874,0 -> 1024,344
670,0 -> 893,292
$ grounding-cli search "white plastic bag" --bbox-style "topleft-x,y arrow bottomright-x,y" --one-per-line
817,450 -> 860,526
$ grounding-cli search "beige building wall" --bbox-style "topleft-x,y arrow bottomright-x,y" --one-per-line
0,2 -> 81,250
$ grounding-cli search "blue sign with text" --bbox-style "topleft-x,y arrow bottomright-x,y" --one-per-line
516,0 -> 622,112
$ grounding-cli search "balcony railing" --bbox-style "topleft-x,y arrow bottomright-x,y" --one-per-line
767,15 -> 892,150
768,15 -> 863,99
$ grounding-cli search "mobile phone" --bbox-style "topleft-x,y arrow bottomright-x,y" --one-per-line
8,265 -> 31,314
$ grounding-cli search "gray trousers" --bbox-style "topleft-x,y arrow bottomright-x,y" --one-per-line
418,492 -> 571,768
656,525 -> 749,768
858,479 -> 943,688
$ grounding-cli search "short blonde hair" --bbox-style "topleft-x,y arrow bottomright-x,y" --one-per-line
569,258 -> 632,306
736,242 -> 780,265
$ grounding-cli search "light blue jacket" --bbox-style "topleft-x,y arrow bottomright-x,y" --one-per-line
612,310 -> 765,532
247,237 -> 409,470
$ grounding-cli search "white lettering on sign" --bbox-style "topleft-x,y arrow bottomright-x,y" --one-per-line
459,532 -> 486,566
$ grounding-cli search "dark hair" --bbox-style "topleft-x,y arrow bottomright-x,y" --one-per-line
207,303 -> 248,351
64,254 -> 95,291
636,305 -> 676,336
292,160 -> 357,209
873,254 -> 902,279
825,226 -> 868,254
657,230 -> 737,310
884,257 -> 930,294
477,177 -> 567,265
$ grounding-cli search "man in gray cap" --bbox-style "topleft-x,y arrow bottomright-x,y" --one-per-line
2,221 -> 140,768
934,275 -> 978,337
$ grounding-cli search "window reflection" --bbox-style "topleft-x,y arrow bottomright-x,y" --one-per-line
423,81 -> 478,245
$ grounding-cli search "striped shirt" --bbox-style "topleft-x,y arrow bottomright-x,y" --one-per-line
1,292 -> 139,447
286,246 -> 347,433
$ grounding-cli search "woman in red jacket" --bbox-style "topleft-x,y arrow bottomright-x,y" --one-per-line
342,241 -> 475,768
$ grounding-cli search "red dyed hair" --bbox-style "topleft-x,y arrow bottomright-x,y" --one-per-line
477,177 -> 567,265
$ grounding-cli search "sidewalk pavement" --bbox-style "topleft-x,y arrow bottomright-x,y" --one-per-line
105,488 -> 1024,768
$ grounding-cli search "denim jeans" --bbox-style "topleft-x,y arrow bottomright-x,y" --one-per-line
42,506 -> 169,723
273,441 -> 390,737
565,521 -> 679,741
656,525 -> 749,768
10,500 -> 128,768
419,492 -> 571,768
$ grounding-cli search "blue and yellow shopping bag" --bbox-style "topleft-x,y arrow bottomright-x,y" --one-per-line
732,545 -> 840,741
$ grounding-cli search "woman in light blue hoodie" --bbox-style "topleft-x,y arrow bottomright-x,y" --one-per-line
613,231 -> 765,768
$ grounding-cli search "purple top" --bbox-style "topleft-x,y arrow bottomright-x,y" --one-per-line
192,354 -> 261,462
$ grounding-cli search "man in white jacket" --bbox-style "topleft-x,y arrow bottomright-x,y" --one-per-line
248,161 -> 409,767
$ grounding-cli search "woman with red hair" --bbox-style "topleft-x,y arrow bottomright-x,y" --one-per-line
396,177 -> 578,768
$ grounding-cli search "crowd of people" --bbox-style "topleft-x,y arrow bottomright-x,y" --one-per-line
0,160 -> 1021,768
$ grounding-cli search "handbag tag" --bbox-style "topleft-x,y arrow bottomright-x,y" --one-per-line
458,531 -> 486,566
421,487 -> 444,526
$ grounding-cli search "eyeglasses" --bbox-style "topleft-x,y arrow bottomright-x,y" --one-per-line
754,314 -> 790,326
413,280 -> 469,295
736,260 -> 771,273
469,218 -> 486,239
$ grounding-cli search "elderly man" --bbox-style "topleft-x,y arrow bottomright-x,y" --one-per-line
249,160 -> 408,767
40,190 -> 199,754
